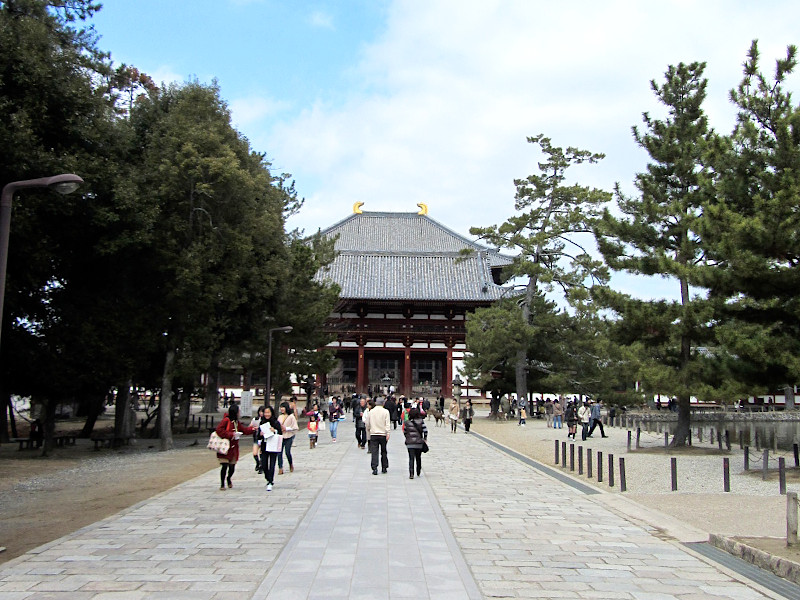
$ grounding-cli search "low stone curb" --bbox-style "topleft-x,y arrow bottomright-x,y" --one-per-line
709,533 -> 800,585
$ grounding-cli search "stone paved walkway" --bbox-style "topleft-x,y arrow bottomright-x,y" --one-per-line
0,416 -> 789,599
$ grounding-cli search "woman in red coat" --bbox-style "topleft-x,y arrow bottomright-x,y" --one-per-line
215,404 -> 256,490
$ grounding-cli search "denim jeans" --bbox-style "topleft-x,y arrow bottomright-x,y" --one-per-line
277,436 -> 294,469
553,415 -> 563,428
329,419 -> 339,439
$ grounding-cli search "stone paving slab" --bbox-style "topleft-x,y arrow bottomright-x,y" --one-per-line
0,415 -> 793,599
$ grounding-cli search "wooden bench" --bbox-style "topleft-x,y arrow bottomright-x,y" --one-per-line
11,435 -> 75,450
11,437 -> 36,450
90,434 -> 133,450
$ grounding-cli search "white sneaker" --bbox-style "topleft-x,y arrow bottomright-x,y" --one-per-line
266,483 -> 272,491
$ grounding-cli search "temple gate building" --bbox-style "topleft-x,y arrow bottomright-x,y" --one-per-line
315,203 -> 511,399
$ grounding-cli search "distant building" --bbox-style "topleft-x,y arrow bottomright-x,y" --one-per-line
315,203 -> 511,398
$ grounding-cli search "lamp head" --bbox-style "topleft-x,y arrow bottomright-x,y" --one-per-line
46,174 -> 84,195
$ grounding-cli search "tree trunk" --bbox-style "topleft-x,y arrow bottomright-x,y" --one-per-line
0,388 -> 11,442
203,354 -> 220,413
41,398 -> 56,457
176,385 -> 191,432
671,273 -> 693,447
79,392 -> 106,438
114,381 -> 134,439
159,348 -> 175,451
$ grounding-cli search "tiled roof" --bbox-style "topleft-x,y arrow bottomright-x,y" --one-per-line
317,252 -> 506,301
315,211 -> 512,302
320,212 -> 513,266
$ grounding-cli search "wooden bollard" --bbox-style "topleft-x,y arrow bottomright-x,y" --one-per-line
664,432 -> 669,450
608,453 -> 615,488
744,446 -> 751,471
725,430 -> 731,451
587,449 -> 593,478
788,492 -> 799,546
671,457 -> 677,491
723,458 -> 730,492
578,445 -> 583,475
698,427 -> 703,443
562,441 -> 567,468
795,443 -> 799,468
598,451 -> 603,483
619,457 -> 626,492
627,430 -> 632,451
780,457 -> 787,495
555,440 -> 560,465
763,448 -> 769,481
717,430 -> 723,451
569,443 -> 575,471
636,427 -> 641,449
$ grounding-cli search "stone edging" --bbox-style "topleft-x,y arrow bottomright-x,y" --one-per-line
709,533 -> 800,585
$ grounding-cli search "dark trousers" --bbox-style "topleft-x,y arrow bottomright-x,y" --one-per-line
464,418 -> 472,432
261,449 -> 278,484
277,436 -> 294,469
587,419 -> 605,437
369,435 -> 388,471
356,425 -> 367,447
407,447 -> 422,475
581,422 -> 590,441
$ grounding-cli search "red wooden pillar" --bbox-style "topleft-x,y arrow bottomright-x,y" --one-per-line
444,345 -> 453,397
403,348 -> 412,396
357,345 -> 366,394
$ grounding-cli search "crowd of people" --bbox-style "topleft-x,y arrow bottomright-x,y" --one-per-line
212,391 -> 612,490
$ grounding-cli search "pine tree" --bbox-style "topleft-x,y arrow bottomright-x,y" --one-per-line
700,42 -> 800,399
595,62 -> 719,445
470,135 -> 610,404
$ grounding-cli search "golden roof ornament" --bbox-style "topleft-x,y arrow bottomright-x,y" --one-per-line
353,202 -> 364,214
417,203 -> 428,215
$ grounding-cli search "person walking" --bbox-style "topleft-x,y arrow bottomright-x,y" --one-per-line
448,398 -> 460,433
277,401 -> 298,474
403,407 -> 428,479
328,397 -> 343,442
518,397 -> 527,427
385,395 -> 398,430
461,400 -> 474,433
353,396 -> 367,449
365,397 -> 391,475
252,405 -> 265,473
552,397 -> 564,429
587,399 -> 608,438
578,400 -> 591,441
214,404 -> 256,490
565,400 -> 578,439
305,403 -> 321,449
258,406 -> 283,492
545,399 -> 554,427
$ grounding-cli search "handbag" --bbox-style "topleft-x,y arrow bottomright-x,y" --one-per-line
421,440 -> 429,453
207,431 -> 230,454
318,419 -> 326,431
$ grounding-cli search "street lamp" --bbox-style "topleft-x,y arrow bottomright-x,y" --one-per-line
266,325 -> 293,404
0,174 -> 84,345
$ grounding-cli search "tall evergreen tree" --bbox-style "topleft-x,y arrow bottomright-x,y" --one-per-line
595,62 -> 721,445
470,135 -> 610,403
700,42 -> 800,399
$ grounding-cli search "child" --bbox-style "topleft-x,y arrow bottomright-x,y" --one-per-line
305,403 -> 320,449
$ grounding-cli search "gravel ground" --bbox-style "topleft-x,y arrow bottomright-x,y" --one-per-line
469,410 -> 796,538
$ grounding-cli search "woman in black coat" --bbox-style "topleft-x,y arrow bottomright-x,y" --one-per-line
403,407 -> 428,479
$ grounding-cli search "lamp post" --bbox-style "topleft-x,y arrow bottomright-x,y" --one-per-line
0,174 -> 84,346
266,325 -> 293,404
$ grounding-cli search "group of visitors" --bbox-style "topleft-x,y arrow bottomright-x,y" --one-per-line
562,398 -> 608,441
213,400 -> 299,492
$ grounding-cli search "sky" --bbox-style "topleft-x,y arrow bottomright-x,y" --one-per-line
89,1 -> 800,301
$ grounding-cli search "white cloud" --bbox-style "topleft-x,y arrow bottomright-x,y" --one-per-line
230,96 -> 291,129
309,10 -> 334,30
146,65 -> 186,88
268,0 -> 800,298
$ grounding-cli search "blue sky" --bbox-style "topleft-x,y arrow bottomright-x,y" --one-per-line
90,1 -> 800,301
